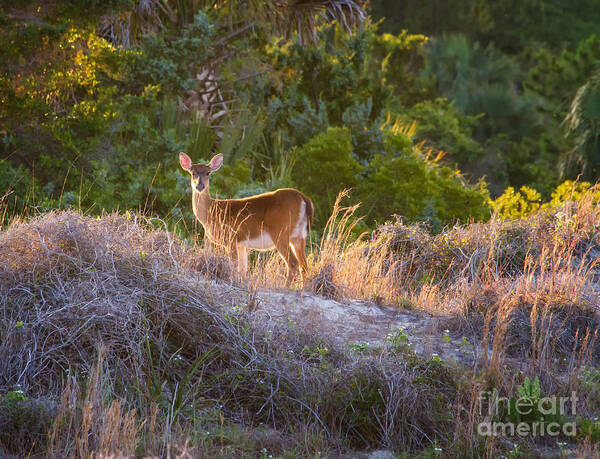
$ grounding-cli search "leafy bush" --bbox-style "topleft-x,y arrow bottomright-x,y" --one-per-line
550,180 -> 600,206
342,98 -> 385,162
261,23 -> 396,150
525,35 -> 600,117
209,159 -> 253,198
358,129 -> 490,231
490,186 -> 542,220
128,12 -> 214,94
291,127 -> 363,227
491,180 -> 600,220
404,98 -> 484,166
291,123 -> 490,232
424,34 -> 538,141
370,30 -> 429,105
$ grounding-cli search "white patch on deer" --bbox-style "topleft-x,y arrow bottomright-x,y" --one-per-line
291,200 -> 307,239
239,233 -> 274,250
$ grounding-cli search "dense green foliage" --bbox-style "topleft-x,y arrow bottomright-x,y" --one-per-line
491,180 -> 600,220
370,0 -> 600,52
1,0 -> 599,234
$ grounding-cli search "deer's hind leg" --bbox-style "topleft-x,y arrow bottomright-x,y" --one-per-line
290,237 -> 308,281
273,232 -> 300,286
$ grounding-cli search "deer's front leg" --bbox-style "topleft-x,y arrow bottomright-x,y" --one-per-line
235,244 -> 248,276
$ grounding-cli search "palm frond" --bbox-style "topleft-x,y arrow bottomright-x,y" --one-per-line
563,72 -> 600,179
100,0 -> 168,48
100,0 -> 365,48
263,0 -> 366,44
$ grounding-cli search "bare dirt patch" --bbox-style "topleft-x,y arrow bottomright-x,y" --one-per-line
255,290 -> 481,366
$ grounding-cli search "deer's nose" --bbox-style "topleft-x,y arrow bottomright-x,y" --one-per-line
196,183 -> 205,192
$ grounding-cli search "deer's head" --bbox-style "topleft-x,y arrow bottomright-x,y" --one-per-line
179,152 -> 223,193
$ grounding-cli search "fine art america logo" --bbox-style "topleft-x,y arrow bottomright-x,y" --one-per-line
477,377 -> 577,437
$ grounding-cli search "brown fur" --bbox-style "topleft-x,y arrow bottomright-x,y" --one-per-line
181,153 -> 314,284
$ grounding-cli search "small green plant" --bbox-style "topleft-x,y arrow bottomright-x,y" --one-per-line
442,329 -> 451,343
460,336 -> 472,350
504,377 -> 542,424
302,345 -> 330,369
1,389 -> 27,403
579,418 -> 600,442
349,342 -> 371,354
579,365 -> 600,389
496,377 -> 566,429
506,442 -> 525,458
385,326 -> 412,353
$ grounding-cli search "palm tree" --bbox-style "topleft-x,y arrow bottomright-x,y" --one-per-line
99,0 -> 365,153
563,72 -> 600,180
101,0 -> 365,47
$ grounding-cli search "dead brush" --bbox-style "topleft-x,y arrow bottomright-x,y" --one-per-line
304,191 -> 401,303
466,218 -> 600,368
48,347 -> 141,458
0,210 -> 232,396
246,249 -> 290,289
438,192 -> 600,455
0,209 -> 461,456
1,186 -> 600,456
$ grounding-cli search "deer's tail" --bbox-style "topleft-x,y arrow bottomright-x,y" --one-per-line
302,193 -> 314,234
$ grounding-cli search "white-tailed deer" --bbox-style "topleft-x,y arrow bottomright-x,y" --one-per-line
179,152 -> 314,284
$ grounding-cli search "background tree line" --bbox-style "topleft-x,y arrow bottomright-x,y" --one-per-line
1,0 -> 599,235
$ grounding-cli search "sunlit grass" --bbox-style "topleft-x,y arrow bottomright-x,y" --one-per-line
1,188 -> 600,456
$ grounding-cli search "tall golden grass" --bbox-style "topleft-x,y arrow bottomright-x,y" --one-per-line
1,187 -> 599,456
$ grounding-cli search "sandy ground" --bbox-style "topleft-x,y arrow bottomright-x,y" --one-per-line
252,289 -> 482,366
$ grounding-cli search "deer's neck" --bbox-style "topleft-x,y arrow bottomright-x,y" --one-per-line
192,188 -> 213,227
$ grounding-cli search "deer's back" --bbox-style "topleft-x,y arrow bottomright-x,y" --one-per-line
210,188 -> 312,244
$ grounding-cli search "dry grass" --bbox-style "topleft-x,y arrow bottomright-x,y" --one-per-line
249,191 -> 400,303
1,187 -> 600,456
295,190 -> 600,366
0,209 -> 457,457
245,188 -> 600,455
48,347 -> 141,458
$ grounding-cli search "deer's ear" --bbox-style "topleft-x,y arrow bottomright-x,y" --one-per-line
208,153 -> 223,172
179,152 -> 192,171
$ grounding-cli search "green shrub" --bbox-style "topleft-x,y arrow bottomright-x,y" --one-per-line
291,127 -> 363,227
208,159 -> 253,198
358,130 -> 490,231
128,12 -> 214,94
550,180 -> 600,206
490,186 -> 542,220
491,180 -> 600,220
342,98 -> 385,162
580,418 -> 600,442
496,377 -> 568,430
404,98 -> 484,166
370,30 -> 428,105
